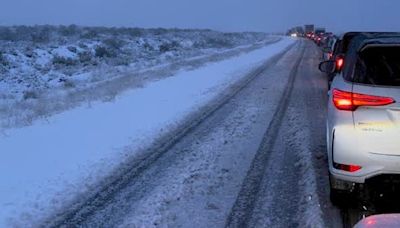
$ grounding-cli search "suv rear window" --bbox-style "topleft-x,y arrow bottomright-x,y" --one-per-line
355,46 -> 400,86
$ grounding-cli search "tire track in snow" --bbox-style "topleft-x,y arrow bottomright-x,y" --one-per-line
225,41 -> 306,228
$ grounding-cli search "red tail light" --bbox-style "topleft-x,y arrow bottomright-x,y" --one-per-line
334,162 -> 362,172
335,57 -> 344,71
332,89 -> 395,111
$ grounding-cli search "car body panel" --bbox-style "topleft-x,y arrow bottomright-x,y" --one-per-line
354,214 -> 400,228
327,75 -> 354,171
352,45 -> 400,157
329,89 -> 400,183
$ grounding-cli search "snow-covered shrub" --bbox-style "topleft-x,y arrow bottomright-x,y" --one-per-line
14,26 -> 33,41
0,52 -> 8,73
24,47 -> 35,58
0,27 -> 18,41
103,38 -> 125,50
0,52 -> 8,66
127,28 -> 143,37
204,37 -> 233,48
95,46 -> 116,58
80,29 -> 99,40
78,42 -> 88,49
60,78 -> 75,88
64,80 -> 75,88
31,26 -> 51,43
159,41 -> 181,53
67,46 -> 77,53
59,25 -> 79,37
142,41 -> 154,51
152,28 -> 168,35
107,56 -> 130,66
52,56 -> 77,66
78,51 -> 93,63
23,90 -> 39,100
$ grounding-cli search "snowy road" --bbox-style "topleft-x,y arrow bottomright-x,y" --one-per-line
1,38 -> 354,227
40,39 -> 344,227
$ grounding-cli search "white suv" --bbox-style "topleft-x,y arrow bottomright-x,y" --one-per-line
319,33 -> 400,204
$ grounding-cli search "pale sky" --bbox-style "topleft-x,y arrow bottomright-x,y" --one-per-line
0,0 -> 399,33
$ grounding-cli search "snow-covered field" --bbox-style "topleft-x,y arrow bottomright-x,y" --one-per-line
0,26 -> 270,101
0,33 -> 294,226
0,26 -> 280,129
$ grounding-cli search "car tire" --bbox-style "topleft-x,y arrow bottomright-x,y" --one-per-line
330,187 -> 350,206
329,175 -> 356,207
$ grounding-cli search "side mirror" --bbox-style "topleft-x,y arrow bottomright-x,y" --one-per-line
319,60 -> 335,74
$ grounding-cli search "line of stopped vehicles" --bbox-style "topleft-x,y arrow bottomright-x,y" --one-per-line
290,26 -> 400,227
321,32 -> 400,227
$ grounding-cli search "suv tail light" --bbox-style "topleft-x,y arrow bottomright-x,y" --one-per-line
334,162 -> 362,172
335,57 -> 344,71
332,89 -> 395,111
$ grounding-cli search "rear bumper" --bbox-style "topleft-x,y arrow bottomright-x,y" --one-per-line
331,166 -> 400,184
330,126 -> 400,184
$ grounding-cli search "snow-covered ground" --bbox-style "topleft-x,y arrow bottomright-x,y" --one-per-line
0,37 -> 295,226
0,26 -> 270,101
0,26 -> 280,129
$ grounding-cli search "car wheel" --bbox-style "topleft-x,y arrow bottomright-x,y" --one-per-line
330,187 -> 350,206
329,175 -> 356,207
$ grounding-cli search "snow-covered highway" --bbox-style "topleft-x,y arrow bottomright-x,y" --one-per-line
52,39 -> 341,227
1,38 -> 346,227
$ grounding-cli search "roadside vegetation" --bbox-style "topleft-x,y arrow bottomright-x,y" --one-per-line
0,25 -> 268,100
0,25 -> 274,129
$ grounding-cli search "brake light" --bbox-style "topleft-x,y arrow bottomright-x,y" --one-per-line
334,162 -> 362,172
332,89 -> 395,111
336,57 -> 344,71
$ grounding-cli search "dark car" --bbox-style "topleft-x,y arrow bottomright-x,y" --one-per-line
323,32 -> 382,88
